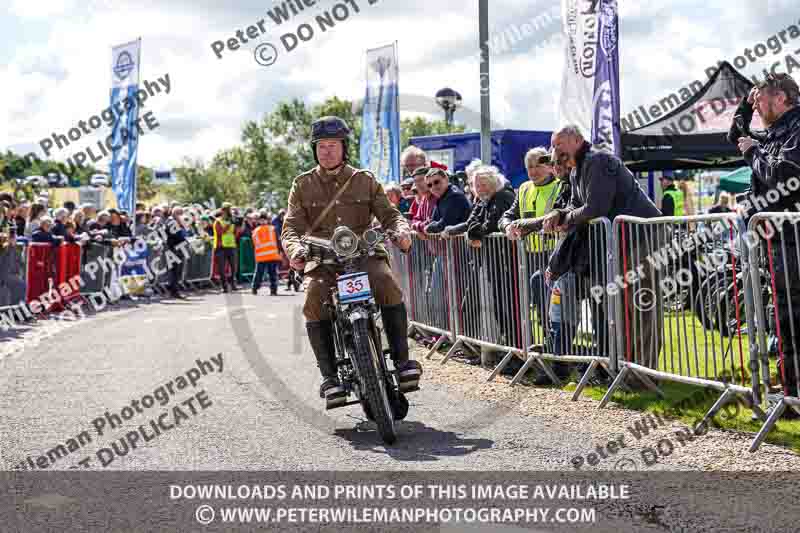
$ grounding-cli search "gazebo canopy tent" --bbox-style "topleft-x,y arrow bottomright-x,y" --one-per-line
718,166 -> 752,194
622,61 -> 760,172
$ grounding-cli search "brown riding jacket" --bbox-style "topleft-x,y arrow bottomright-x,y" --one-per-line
281,164 -> 410,274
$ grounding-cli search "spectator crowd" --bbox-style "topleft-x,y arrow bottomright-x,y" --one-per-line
381,73 -> 800,415
0,194 -> 294,301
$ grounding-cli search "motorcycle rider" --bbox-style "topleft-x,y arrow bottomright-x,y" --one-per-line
281,116 -> 423,403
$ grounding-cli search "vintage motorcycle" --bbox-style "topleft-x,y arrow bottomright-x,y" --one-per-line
300,226 -> 416,444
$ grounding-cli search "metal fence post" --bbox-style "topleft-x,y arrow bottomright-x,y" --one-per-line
610,218 -> 624,375
518,238 -> 531,365
738,218 -> 762,408
445,238 -> 460,340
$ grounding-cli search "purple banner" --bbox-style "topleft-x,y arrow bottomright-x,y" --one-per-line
590,0 -> 621,155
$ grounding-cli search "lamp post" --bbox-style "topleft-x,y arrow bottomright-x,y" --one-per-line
435,87 -> 463,129
479,0 -> 491,164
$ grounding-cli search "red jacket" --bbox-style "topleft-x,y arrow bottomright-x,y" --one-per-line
410,193 -> 436,233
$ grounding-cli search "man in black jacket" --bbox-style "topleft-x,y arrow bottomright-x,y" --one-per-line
165,206 -> 187,299
544,125 -> 662,369
423,169 -> 472,234
731,73 -> 800,406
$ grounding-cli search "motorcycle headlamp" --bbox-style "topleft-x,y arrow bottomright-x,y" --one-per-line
332,226 -> 359,257
362,228 -> 380,247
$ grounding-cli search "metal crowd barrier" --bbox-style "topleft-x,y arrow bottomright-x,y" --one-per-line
507,219 -> 616,399
746,213 -> 800,451
26,243 -> 56,307
183,238 -> 214,284
238,236 -> 255,283
444,234 -> 529,377
0,233 -> 234,327
0,242 -> 26,311
405,235 -> 458,358
401,222 -> 615,397
599,214 -> 764,430
147,242 -> 171,290
79,242 -> 113,297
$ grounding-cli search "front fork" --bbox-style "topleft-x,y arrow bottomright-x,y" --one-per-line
335,305 -> 395,395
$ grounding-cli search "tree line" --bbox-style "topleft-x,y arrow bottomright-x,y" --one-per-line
1,95 -> 462,208
173,96 -> 464,209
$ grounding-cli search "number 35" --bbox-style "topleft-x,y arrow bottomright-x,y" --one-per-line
347,280 -> 364,293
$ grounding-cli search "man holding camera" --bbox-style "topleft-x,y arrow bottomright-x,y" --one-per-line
731,73 -> 800,407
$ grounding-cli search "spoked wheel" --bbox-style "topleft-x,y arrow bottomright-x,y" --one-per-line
694,272 -> 745,336
351,319 -> 397,444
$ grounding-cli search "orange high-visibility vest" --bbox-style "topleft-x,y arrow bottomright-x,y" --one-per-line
252,225 -> 281,263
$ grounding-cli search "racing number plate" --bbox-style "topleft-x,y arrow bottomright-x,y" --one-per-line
337,272 -> 371,303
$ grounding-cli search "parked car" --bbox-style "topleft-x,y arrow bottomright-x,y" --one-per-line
46,172 -> 69,187
90,174 -> 110,187
24,175 -> 47,188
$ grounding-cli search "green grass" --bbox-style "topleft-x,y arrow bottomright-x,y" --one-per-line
444,306 -> 798,452
564,382 -> 800,453
654,311 -> 752,384
531,307 -> 779,387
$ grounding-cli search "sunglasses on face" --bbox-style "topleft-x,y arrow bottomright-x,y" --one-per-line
426,179 -> 442,187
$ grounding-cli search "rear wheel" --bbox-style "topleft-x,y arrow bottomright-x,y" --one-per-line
694,272 -> 746,336
351,318 -> 396,444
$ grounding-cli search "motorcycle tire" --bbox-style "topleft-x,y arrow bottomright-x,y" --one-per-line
392,392 -> 409,421
360,388 -> 409,421
693,276 -> 718,331
351,318 -> 397,445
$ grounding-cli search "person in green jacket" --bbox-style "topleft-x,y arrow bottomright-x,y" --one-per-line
659,175 -> 684,217
213,202 -> 238,292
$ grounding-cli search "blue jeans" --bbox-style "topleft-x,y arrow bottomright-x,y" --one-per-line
252,261 -> 278,292
548,274 -> 580,355
530,269 -> 548,324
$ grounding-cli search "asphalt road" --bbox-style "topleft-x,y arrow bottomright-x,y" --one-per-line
0,289 -> 797,531
0,289 -> 595,471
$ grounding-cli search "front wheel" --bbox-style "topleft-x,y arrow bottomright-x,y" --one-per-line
351,318 -> 396,444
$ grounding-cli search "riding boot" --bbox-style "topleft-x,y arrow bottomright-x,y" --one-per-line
306,321 -> 346,404
381,303 -> 422,391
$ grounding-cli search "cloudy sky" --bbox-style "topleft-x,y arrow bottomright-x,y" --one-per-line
1,0 -> 798,170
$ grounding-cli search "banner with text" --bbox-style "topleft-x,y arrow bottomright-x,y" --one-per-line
359,43 -> 400,183
558,0 -> 599,140
591,0 -> 621,155
110,39 -> 141,214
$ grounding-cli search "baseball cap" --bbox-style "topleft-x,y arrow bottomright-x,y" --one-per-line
401,178 -> 414,188
426,167 -> 448,179
412,166 -> 431,178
